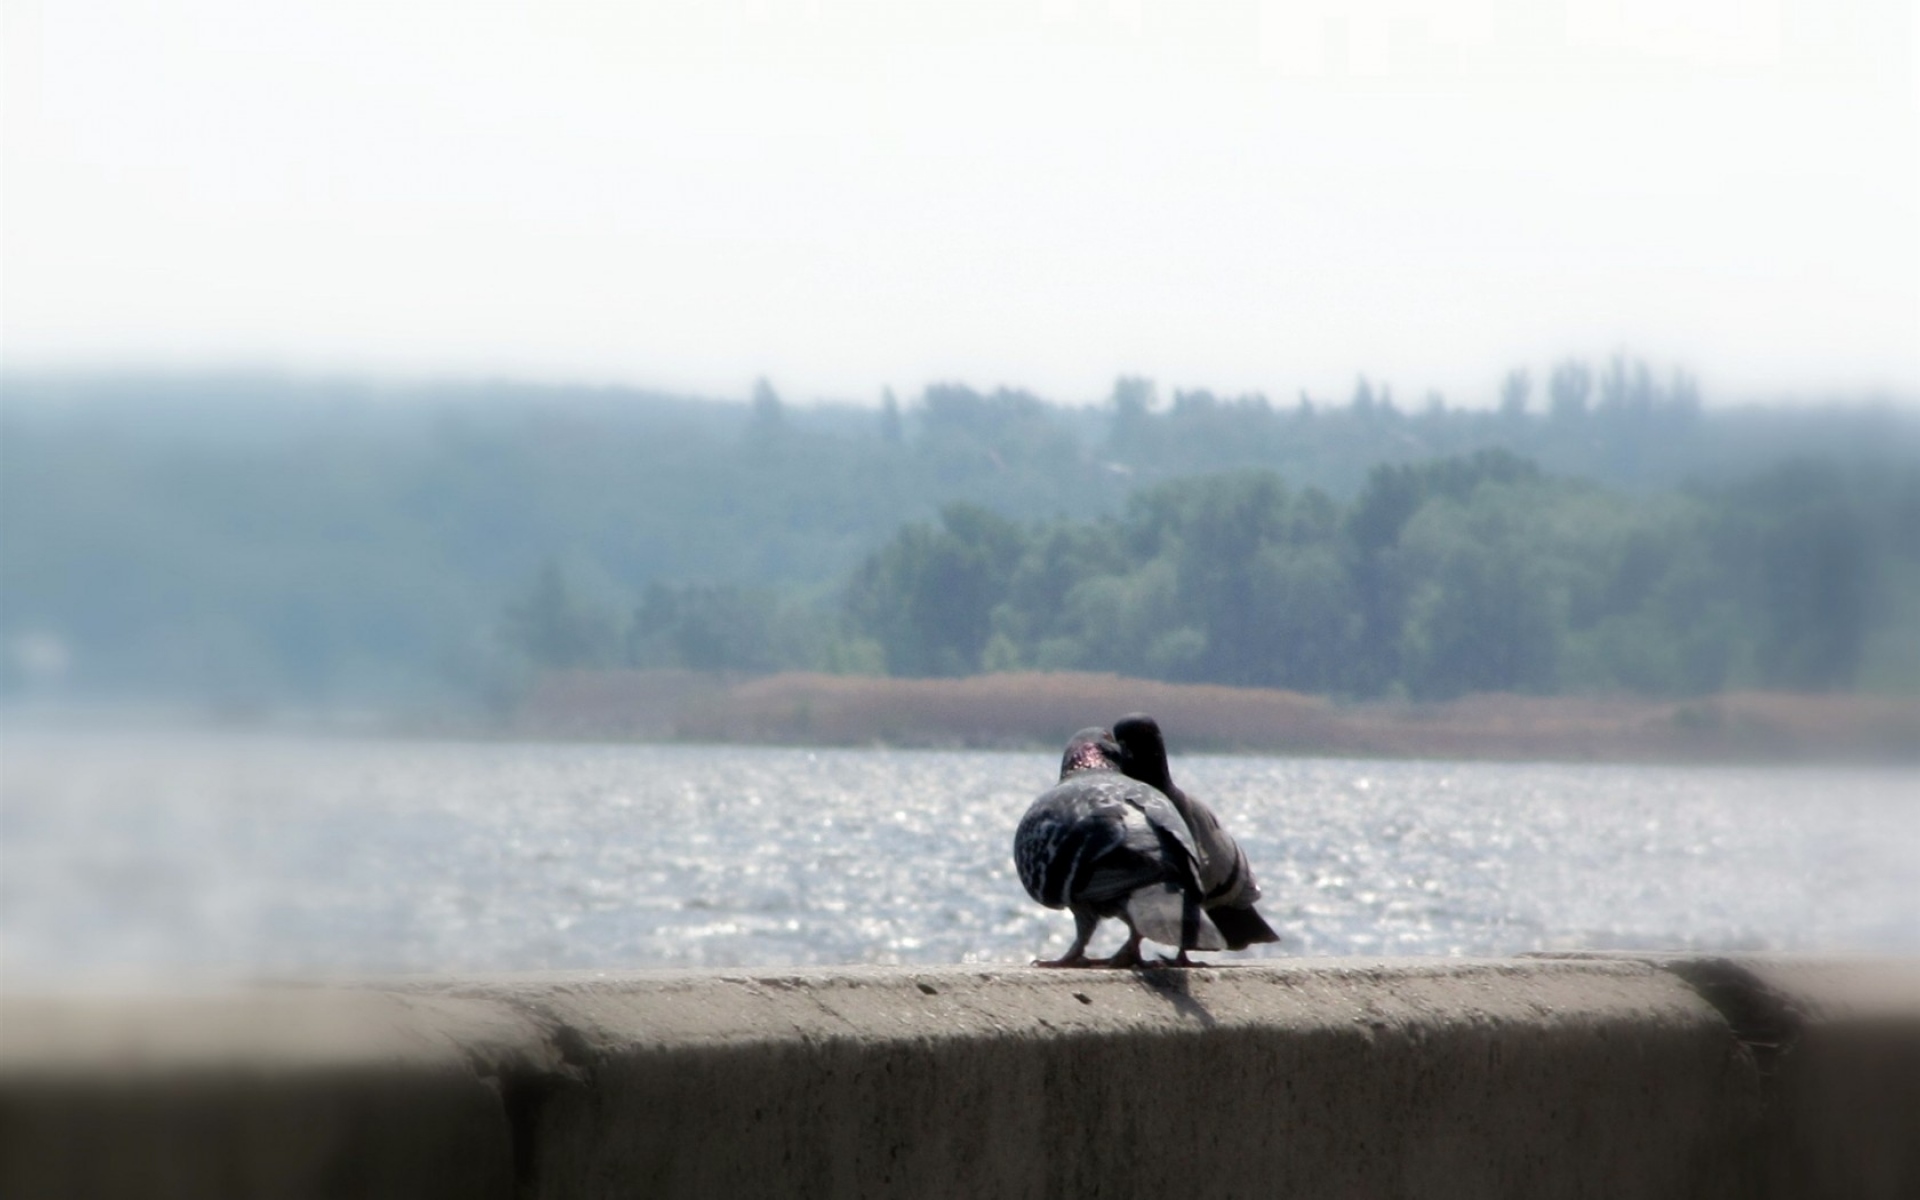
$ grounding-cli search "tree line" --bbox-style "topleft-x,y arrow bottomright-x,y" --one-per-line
6,365 -> 1915,706
505,450 -> 1920,701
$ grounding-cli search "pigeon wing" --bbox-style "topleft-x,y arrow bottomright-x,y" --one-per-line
1111,779 -> 1226,951
1181,793 -> 1263,906
1016,780 -> 1161,910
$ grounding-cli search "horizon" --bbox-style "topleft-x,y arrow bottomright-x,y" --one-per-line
5,359 -> 1917,415
6,1 -> 1916,408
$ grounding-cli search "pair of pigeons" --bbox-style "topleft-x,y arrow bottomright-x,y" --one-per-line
1013,713 -> 1279,968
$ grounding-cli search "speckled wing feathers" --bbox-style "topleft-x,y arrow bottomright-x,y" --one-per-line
1014,765 -> 1225,955
1015,777 -> 1160,909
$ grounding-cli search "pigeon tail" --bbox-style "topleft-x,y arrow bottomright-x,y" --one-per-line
1207,903 -> 1281,950
1124,882 -> 1226,952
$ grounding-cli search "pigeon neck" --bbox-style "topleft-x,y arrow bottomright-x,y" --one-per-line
1061,742 -> 1116,778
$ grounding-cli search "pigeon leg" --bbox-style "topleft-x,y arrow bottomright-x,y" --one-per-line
1033,909 -> 1101,968
1094,928 -> 1144,969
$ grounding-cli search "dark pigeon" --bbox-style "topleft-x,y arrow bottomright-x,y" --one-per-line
1013,727 -> 1226,968
1112,712 -> 1281,951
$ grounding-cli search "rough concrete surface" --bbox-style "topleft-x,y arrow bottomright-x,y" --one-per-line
3,957 -> 1916,1199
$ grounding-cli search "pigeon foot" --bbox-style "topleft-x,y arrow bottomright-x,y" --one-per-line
1093,934 -> 1145,969
1031,953 -> 1098,969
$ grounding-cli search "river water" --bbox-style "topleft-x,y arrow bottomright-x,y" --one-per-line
2,730 -> 1915,982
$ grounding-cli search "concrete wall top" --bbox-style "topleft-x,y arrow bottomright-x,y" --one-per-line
0,986 -> 557,1081
404,955 -> 1712,1054
4,956 -> 1917,1200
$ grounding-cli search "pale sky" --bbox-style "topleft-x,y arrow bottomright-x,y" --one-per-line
4,0 -> 1916,406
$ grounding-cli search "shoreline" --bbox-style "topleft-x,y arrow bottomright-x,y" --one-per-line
507,668 -> 1920,766
9,670 -> 1916,767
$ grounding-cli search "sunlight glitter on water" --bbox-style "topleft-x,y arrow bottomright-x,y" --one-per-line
2,731 -> 1916,981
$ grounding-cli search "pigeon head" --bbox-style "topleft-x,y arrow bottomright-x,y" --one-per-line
1058,727 -> 1124,780
1112,713 -> 1175,792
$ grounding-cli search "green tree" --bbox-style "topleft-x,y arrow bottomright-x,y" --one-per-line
1499,369 -> 1530,420
1549,359 -> 1591,422
1350,376 -> 1377,420
1395,493 -> 1559,699
992,521 -> 1129,666
750,377 -> 785,429
502,561 -> 617,670
630,582 -> 787,672
879,388 -> 904,445
1731,462 -> 1872,690
1107,375 -> 1157,454
845,504 -> 1028,676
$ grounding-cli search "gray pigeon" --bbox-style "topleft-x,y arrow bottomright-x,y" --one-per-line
1113,712 -> 1280,950
1013,727 -> 1226,968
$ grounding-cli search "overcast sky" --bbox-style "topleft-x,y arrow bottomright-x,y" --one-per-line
4,0 -> 1916,407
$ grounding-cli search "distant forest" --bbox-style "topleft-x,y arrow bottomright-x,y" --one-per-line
4,365 -> 1917,709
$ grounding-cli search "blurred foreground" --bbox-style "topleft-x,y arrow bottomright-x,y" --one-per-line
5,957 -> 1918,1199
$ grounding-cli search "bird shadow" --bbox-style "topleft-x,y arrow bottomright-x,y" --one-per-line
1125,962 -> 1217,1027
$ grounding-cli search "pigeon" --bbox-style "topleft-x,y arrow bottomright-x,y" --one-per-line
1013,727 -> 1226,968
1112,713 -> 1281,950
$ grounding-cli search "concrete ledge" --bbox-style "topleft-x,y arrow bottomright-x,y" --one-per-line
5,957 -> 1917,1199
1535,953 -> 1920,1200
0,989 -> 554,1200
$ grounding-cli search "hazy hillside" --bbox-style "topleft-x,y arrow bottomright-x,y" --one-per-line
4,368 -> 1916,710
